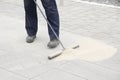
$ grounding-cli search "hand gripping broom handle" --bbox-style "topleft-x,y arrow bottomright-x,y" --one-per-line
33,0 -> 65,50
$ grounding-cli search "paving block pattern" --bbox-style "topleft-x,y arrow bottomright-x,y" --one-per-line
0,0 -> 120,80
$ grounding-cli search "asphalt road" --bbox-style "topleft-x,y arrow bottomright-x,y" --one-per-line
81,0 -> 120,6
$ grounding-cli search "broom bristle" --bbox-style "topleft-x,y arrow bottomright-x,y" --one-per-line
48,50 -> 63,60
48,45 -> 80,60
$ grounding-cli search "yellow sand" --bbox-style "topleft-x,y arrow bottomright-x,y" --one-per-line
54,37 -> 117,62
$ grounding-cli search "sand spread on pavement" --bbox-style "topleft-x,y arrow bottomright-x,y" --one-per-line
54,37 -> 117,62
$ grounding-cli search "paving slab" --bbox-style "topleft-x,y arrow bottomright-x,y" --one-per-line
32,69 -> 86,80
0,14 -> 80,79
60,0 -> 120,73
58,61 -> 120,80
0,68 -> 27,80
0,0 -> 120,80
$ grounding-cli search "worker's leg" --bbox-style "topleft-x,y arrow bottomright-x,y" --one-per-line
24,0 -> 38,36
41,0 -> 60,41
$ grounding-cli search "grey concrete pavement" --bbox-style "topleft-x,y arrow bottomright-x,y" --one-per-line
0,0 -> 120,80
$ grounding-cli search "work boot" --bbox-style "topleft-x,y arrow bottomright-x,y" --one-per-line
26,35 -> 36,43
47,39 -> 60,48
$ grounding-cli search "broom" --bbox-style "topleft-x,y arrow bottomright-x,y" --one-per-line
33,0 -> 80,60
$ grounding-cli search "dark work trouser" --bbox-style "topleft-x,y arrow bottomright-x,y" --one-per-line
24,0 -> 60,40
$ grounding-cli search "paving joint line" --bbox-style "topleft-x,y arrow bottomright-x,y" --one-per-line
53,67 -> 88,80
72,60 -> 120,73
0,66 -> 29,79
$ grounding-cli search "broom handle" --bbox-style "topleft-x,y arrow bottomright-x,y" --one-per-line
33,0 -> 65,50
